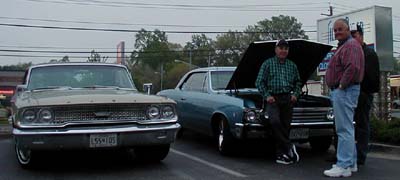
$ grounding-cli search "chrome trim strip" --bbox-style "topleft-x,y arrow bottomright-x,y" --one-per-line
291,122 -> 334,126
16,117 -> 178,129
235,121 -> 334,127
13,123 -> 180,135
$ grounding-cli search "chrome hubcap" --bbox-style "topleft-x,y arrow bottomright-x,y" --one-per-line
16,146 -> 31,164
218,121 -> 224,150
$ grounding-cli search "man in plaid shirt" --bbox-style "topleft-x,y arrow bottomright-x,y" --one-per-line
324,19 -> 364,178
255,39 -> 302,165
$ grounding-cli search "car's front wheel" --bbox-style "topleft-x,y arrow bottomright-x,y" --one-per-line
309,136 -> 333,153
134,144 -> 170,162
15,144 -> 35,168
216,118 -> 236,155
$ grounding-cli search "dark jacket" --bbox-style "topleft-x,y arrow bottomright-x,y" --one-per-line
361,43 -> 380,93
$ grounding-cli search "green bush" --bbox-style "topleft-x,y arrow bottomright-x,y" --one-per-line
370,117 -> 400,145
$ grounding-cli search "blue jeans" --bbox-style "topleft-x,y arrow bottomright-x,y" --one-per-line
330,85 -> 360,168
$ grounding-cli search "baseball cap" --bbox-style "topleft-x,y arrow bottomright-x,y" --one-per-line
276,39 -> 289,47
350,25 -> 363,35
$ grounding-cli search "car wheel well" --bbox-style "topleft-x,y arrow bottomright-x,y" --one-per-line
211,113 -> 227,136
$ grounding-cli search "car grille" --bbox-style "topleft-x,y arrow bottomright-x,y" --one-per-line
292,107 -> 329,122
53,104 -> 147,123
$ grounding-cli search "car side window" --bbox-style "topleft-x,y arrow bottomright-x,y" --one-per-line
181,72 -> 207,92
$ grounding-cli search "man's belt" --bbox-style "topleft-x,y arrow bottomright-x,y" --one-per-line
330,82 -> 360,90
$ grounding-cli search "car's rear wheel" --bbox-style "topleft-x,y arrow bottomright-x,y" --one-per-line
134,144 -> 170,162
15,144 -> 35,168
309,136 -> 333,153
216,117 -> 236,155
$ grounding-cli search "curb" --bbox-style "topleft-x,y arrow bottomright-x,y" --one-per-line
369,142 -> 400,154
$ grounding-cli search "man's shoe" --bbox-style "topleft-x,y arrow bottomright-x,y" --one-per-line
324,166 -> 352,177
290,144 -> 300,163
276,154 -> 293,165
332,164 -> 357,172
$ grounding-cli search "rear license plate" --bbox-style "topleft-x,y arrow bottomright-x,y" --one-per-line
289,128 -> 309,139
89,134 -> 117,148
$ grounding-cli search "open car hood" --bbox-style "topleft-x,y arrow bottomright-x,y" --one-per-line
226,39 -> 333,90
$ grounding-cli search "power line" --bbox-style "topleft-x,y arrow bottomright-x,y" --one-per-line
67,0 -> 327,8
0,48 -> 247,54
0,45 -> 118,50
26,0 -> 326,9
24,0 -> 325,12
0,54 -> 92,58
0,23 -> 318,33
0,16 -> 248,28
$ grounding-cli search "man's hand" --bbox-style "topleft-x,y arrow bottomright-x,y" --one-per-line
266,96 -> 275,104
290,95 -> 297,103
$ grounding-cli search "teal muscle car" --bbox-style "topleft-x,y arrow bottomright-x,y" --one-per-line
158,40 -> 334,155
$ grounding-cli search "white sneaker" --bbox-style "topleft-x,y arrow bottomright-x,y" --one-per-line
332,164 -> 358,172
324,166 -> 352,177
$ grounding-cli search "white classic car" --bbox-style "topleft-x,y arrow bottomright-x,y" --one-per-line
11,63 -> 180,168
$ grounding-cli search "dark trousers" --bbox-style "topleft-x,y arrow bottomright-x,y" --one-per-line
264,94 -> 293,156
354,92 -> 374,164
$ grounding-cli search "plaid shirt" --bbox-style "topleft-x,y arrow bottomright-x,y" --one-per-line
325,37 -> 364,89
255,56 -> 302,98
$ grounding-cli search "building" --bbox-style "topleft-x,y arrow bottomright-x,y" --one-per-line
0,70 -> 25,107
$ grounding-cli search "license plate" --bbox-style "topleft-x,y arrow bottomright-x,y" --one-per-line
89,134 -> 117,148
289,128 -> 309,139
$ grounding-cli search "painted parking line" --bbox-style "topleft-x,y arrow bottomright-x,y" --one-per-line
170,148 -> 248,178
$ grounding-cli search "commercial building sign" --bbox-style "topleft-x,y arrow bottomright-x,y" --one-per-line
317,6 -> 393,75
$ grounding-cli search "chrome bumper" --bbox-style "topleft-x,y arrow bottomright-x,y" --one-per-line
13,123 -> 180,150
233,121 -> 334,139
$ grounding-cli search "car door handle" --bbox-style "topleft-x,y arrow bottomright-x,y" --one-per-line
181,98 -> 186,100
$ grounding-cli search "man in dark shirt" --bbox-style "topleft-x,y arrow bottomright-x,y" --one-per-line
255,39 -> 302,165
351,26 -> 380,165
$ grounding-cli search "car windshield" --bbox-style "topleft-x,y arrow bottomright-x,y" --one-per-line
210,71 -> 234,90
27,65 -> 136,90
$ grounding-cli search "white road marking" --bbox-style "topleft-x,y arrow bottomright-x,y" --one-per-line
170,148 -> 248,178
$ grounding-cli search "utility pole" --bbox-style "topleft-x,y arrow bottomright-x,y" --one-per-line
208,51 -> 211,67
160,63 -> 164,91
189,49 -> 192,70
321,3 -> 333,16
320,2 -> 333,96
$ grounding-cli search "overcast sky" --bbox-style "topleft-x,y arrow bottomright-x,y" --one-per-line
0,0 -> 399,66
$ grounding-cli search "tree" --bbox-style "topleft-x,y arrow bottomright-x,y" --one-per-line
0,62 -> 32,71
245,15 -> 309,41
87,50 -> 108,62
212,15 -> 309,66
131,29 -> 173,70
49,55 -> 70,63
182,34 -> 215,68
214,31 -> 245,66
129,29 -> 183,92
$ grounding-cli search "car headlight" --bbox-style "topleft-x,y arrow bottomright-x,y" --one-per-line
39,109 -> 53,122
22,109 -> 36,122
245,111 -> 257,123
327,108 -> 335,120
161,105 -> 175,119
147,106 -> 160,119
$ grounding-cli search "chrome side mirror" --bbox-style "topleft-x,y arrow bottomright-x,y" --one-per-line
16,85 -> 27,95
143,83 -> 153,95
